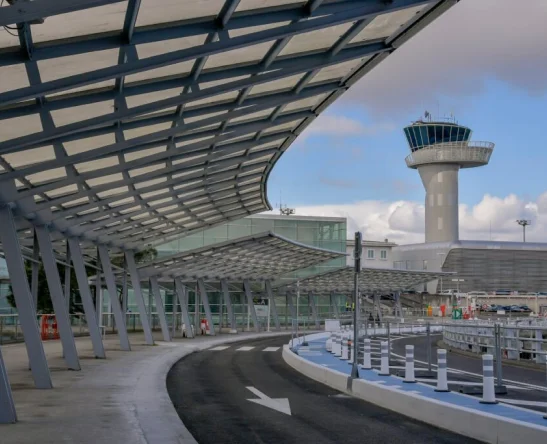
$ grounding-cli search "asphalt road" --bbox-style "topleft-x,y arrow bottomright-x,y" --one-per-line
167,335 -> 479,444
389,334 -> 547,411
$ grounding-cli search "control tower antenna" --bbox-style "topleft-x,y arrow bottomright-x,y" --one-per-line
403,119 -> 495,243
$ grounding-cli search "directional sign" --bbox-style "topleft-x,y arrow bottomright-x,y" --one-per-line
246,386 -> 291,416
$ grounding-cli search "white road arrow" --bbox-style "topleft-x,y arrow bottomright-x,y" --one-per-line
246,386 -> 292,416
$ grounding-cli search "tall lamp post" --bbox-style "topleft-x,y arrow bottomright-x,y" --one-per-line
516,219 -> 531,242
351,231 -> 362,379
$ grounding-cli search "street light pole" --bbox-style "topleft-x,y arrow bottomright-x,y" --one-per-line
516,219 -> 531,242
351,231 -> 362,379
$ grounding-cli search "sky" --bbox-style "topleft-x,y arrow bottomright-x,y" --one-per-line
266,0 -> 547,244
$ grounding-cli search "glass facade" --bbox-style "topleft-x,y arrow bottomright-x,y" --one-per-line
404,122 -> 472,152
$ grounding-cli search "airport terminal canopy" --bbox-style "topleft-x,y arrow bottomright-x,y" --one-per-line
280,265 -> 452,294
0,0 -> 458,254
137,231 -> 346,281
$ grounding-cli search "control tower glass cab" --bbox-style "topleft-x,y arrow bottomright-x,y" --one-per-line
403,119 -> 494,244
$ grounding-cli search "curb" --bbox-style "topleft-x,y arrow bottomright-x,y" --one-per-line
283,340 -> 547,444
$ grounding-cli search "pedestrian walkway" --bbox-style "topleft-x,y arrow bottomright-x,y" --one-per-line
1,331 -> 290,443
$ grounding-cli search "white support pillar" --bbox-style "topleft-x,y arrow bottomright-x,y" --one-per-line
175,279 -> 194,338
171,280 -> 178,338
265,280 -> 280,331
125,251 -> 154,346
0,206 -> 52,389
330,291 -> 340,319
149,277 -> 171,342
373,294 -> 383,322
220,279 -> 236,330
98,246 -> 131,351
243,280 -> 260,332
34,225 -> 81,371
308,292 -> 320,328
0,346 -> 16,423
197,279 -> 216,335
394,291 -> 403,318
68,239 -> 106,359
286,291 -> 297,319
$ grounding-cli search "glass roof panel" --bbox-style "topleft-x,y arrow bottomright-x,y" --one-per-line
135,0 -> 224,27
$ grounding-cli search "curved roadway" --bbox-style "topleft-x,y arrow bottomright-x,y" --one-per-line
167,335 -> 479,444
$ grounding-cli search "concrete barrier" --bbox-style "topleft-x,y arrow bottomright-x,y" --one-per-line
282,343 -> 547,444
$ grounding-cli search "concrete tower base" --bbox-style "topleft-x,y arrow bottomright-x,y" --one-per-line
417,163 -> 460,243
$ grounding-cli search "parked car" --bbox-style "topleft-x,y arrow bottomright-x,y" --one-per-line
510,305 -> 523,312
519,305 -> 531,312
495,289 -> 512,296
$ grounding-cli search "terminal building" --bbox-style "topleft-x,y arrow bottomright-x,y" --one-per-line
391,119 -> 547,294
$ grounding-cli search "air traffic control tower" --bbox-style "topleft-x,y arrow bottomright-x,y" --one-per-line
404,119 -> 494,243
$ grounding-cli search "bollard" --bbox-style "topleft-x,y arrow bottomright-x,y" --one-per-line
341,337 -> 349,360
480,354 -> 498,404
435,349 -> 449,392
404,345 -> 416,383
544,361 -> 547,420
362,338 -> 372,369
379,341 -> 390,375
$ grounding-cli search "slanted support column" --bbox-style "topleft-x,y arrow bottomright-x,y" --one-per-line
0,206 -> 52,389
149,277 -> 170,342
330,291 -> 340,319
31,229 -> 39,309
220,279 -> 236,330
286,291 -> 297,319
373,293 -> 383,322
197,279 -> 216,335
35,225 -> 81,371
171,280 -> 178,338
243,280 -> 260,332
0,346 -> 16,423
64,242 -> 71,313
68,239 -> 105,359
175,279 -> 194,338
98,246 -> 131,351
308,292 -> 320,328
265,280 -> 280,331
125,251 -> 154,345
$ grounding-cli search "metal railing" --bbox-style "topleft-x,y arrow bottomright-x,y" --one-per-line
405,141 -> 494,168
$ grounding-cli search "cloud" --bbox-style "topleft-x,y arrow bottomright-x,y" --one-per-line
292,192 -> 547,244
318,175 -> 359,189
343,0 -> 547,116
298,114 -> 396,140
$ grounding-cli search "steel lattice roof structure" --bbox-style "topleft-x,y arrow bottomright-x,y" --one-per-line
279,265 -> 452,294
0,0 -> 458,254
137,231 -> 346,281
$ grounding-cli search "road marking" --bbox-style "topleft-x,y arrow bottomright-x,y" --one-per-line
209,346 -> 230,351
246,387 -> 291,416
263,347 -> 280,352
236,346 -> 255,351
499,399 -> 547,408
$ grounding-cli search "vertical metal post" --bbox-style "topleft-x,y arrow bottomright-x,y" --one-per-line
68,239 -> 106,359
351,231 -> 362,379
0,346 -> 17,423
220,279 -> 236,330
495,324 -> 503,389
175,279 -> 194,338
387,321 -> 391,364
426,322 -> 432,373
31,228 -> 39,310
149,277 -> 170,342
64,242 -> 71,314
287,290 -> 297,319
125,251 -> 154,345
98,246 -> 131,351
194,284 -> 200,333
35,226 -> 81,371
197,279 -> 216,335
0,206 -> 52,388
243,279 -> 260,333
308,292 -> 320,328
265,280 -> 280,331
122,257 -> 128,314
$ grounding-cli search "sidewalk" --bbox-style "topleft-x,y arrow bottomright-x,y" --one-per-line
1,330 -> 291,443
